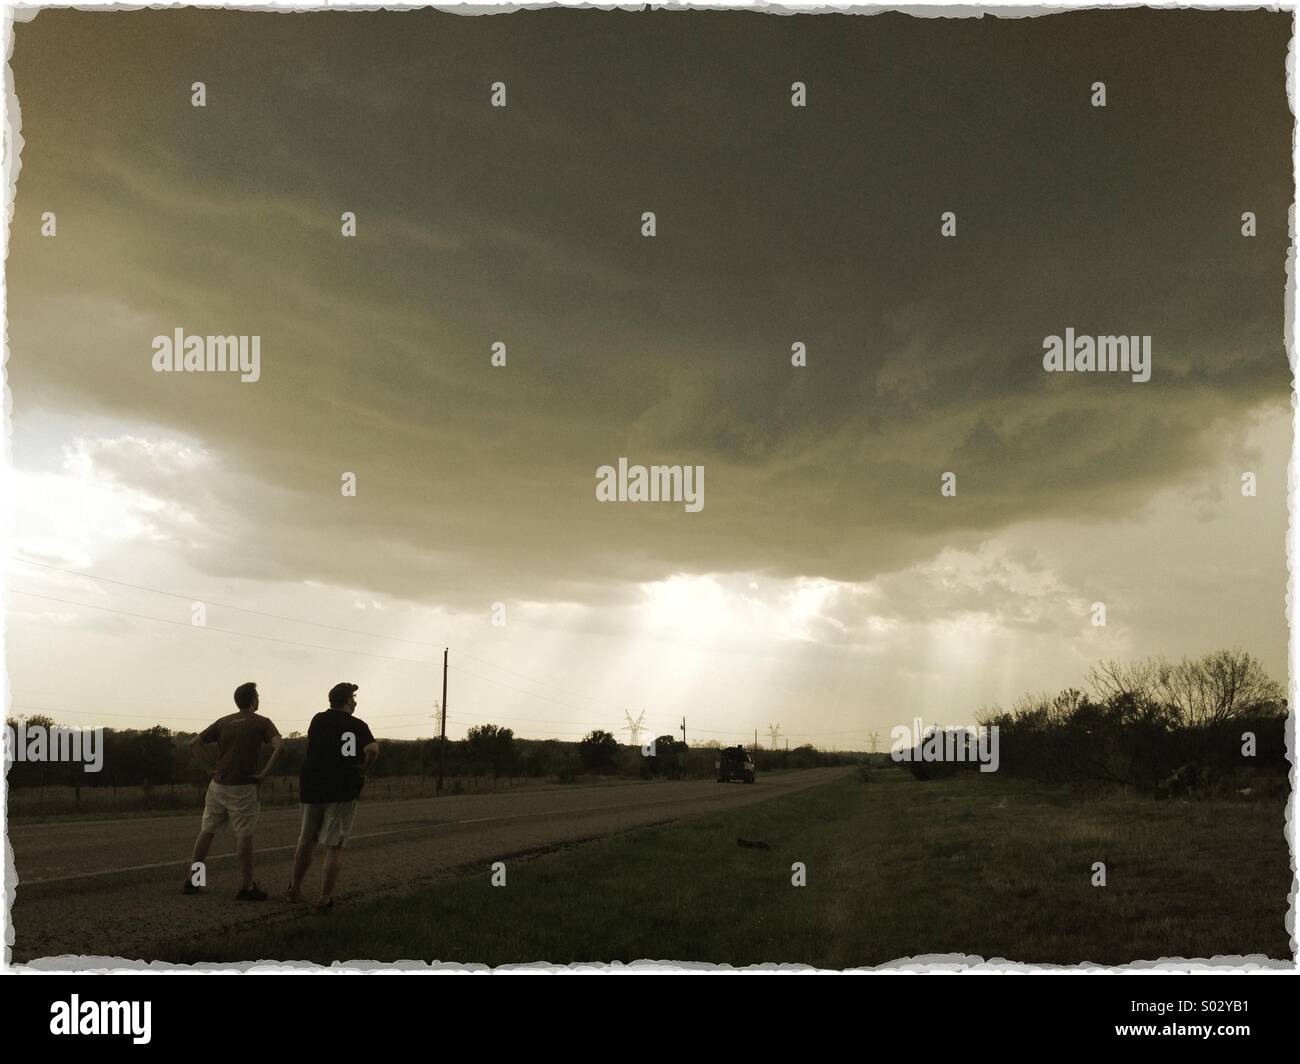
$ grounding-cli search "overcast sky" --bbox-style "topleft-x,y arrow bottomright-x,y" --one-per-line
3,8 -> 1292,747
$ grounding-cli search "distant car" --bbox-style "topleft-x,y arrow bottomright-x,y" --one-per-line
716,745 -> 756,784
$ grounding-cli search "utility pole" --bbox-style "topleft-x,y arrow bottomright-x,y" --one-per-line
437,647 -> 448,796
754,728 -> 758,751
430,698 -> 439,783
680,716 -> 686,745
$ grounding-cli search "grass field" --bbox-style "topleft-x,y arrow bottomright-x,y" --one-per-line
171,765 -> 1293,967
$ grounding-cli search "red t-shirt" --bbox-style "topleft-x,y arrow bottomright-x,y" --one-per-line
200,712 -> 279,785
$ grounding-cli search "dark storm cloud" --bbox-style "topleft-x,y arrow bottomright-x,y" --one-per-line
7,8 -> 1292,606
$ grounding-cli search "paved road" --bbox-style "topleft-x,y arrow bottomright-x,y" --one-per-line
10,767 -> 846,964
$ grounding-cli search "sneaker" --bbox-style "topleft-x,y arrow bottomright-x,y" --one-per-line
311,897 -> 334,915
236,882 -> 268,901
283,886 -> 301,903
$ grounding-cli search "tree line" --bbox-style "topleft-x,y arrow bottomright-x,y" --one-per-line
5,717 -> 853,790
901,649 -> 1287,795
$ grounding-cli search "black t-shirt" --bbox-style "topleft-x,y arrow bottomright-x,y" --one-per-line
299,709 -> 376,803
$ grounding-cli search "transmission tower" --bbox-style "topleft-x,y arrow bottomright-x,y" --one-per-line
624,709 -> 647,746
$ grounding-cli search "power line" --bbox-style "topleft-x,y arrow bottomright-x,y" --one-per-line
8,572 -> 886,745
428,663 -> 879,743
10,705 -> 214,723
8,589 -> 439,666
12,557 -> 643,723
10,557 -> 441,649
7,592 -> 615,737
8,704 -> 462,728
450,647 -> 625,715
447,662 -> 619,723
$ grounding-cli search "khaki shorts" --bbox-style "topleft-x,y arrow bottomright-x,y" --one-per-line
299,800 -> 358,849
200,782 -> 260,838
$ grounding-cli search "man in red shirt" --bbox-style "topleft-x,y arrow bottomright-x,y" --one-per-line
182,681 -> 284,900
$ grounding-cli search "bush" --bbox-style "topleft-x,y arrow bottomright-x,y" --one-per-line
578,730 -> 620,773
644,735 -> 686,778
974,650 -> 1287,792
465,724 -> 516,779
905,754 -> 960,781
554,751 -> 581,783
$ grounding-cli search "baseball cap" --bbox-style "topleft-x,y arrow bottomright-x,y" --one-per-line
328,682 -> 359,708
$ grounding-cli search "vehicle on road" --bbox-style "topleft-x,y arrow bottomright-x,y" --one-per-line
716,745 -> 756,784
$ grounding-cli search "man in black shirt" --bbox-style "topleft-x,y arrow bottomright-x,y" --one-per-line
285,682 -> 379,911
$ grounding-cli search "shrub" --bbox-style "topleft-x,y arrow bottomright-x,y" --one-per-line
578,729 -> 620,773
554,751 -> 581,783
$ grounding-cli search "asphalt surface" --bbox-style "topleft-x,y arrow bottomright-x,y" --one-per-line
8,767 -> 846,964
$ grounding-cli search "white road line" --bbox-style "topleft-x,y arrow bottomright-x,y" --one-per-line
19,784 -> 793,887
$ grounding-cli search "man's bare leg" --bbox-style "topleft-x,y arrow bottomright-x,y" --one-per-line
236,834 -> 255,890
287,837 -> 316,899
183,830 -> 216,890
191,830 -> 215,866
317,846 -> 343,907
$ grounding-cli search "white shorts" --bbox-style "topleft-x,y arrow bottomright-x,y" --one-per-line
299,800 -> 358,849
200,782 -> 260,838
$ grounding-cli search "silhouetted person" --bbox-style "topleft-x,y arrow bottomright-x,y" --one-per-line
183,681 -> 283,900
285,682 -> 379,912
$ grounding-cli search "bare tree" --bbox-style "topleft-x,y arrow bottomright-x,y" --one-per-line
1089,650 -> 1281,726
1163,649 -> 1283,726
1087,658 -> 1157,705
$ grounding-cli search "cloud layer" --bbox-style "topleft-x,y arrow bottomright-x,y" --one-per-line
5,9 -> 1291,737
